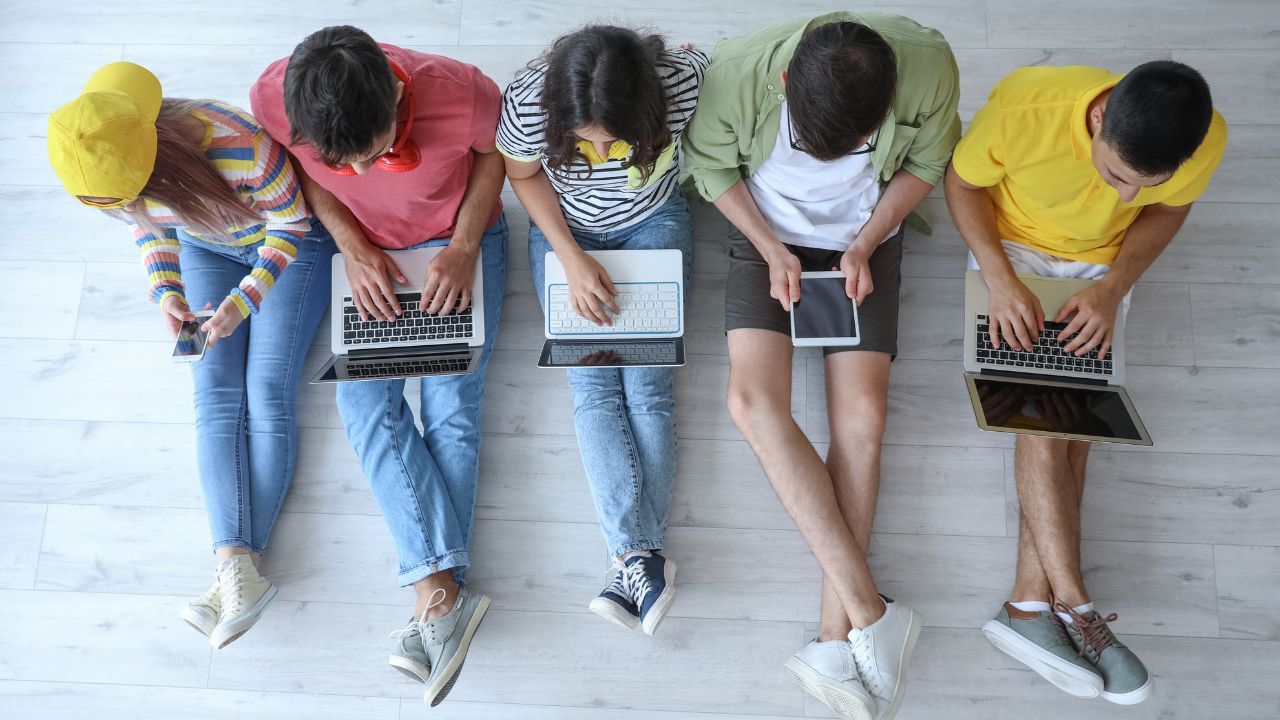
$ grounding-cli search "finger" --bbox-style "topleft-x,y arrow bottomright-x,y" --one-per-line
1010,317 -> 1034,352
1064,319 -> 1098,353
1055,297 -> 1080,325
354,288 -> 373,322
788,267 -> 801,304
374,274 -> 402,318
367,288 -> 394,323
991,317 -> 1005,350
774,280 -> 791,312
426,281 -> 451,315
385,256 -> 408,284
593,289 -> 616,325
1099,330 -> 1114,361
585,294 -> 609,325
1034,297 -> 1046,333
438,287 -> 460,317
459,289 -> 472,313
599,272 -> 618,298
1058,311 -> 1088,345
856,267 -> 874,305
841,264 -> 856,299
1075,326 -> 1106,356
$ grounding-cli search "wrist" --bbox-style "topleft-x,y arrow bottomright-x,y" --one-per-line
1095,275 -> 1130,299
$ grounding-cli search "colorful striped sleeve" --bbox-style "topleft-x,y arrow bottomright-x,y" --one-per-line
132,222 -> 186,310
226,126 -> 312,318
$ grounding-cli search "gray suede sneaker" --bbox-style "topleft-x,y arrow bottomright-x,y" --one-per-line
388,617 -> 431,683
983,603 -> 1103,697
1057,603 -> 1153,705
421,588 -> 491,707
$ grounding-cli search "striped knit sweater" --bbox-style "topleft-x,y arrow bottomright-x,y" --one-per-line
132,101 -> 310,318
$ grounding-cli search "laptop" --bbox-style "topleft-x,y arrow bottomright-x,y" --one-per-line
962,270 -> 1151,445
539,249 -> 686,368
310,247 -> 486,383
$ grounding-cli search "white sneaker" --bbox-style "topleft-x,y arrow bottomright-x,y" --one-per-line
209,555 -> 277,649
179,579 -> 220,637
847,596 -> 922,720
784,639 -> 876,720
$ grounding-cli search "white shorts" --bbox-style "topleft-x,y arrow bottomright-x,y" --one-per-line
967,240 -> 1132,317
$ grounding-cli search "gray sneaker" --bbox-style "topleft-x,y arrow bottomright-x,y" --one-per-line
388,618 -> 431,683
1057,604 -> 1153,705
421,588 -> 491,707
983,603 -> 1103,697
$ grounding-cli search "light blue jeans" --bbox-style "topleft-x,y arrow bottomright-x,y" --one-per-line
529,190 -> 693,558
179,219 -> 335,554
336,215 -> 508,587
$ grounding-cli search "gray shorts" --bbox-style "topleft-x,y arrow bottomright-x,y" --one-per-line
725,227 -> 903,357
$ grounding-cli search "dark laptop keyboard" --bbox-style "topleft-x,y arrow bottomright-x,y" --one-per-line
975,315 -> 1114,376
550,342 -> 678,366
343,294 -> 474,346
345,356 -> 471,379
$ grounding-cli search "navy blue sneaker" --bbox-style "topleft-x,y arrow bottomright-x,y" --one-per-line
588,563 -> 641,631
624,552 -> 677,636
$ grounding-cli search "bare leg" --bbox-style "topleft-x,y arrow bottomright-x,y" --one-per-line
414,570 -> 461,620
1013,435 -> 1091,608
727,330 -> 884,628
1011,440 -> 1092,603
817,351 -> 891,640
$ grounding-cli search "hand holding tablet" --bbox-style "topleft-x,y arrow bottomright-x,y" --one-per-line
789,271 -> 861,347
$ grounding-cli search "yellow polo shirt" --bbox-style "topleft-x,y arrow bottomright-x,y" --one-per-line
953,66 -> 1227,264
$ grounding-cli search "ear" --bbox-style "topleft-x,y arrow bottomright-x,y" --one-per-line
779,69 -> 787,86
1088,103 -> 1105,134
394,80 -> 405,104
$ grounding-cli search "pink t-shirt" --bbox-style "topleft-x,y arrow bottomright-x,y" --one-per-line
251,44 -> 502,249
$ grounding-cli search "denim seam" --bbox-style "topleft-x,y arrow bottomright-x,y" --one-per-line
233,389 -> 249,547
384,380 -> 437,571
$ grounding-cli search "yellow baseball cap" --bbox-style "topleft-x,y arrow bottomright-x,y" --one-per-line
47,62 -> 163,207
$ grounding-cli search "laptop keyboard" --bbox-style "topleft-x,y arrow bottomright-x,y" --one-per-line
343,294 -> 474,347
975,314 -> 1115,376
345,355 -> 472,379
550,342 -> 678,366
548,282 -> 680,334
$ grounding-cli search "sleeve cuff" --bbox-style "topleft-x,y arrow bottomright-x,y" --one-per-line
496,144 -> 541,162
689,168 -> 741,203
229,290 -> 255,317
154,288 -> 186,309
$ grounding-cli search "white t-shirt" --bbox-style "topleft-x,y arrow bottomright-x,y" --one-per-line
746,102 -> 897,252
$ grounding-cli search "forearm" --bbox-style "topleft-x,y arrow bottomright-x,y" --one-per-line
854,169 -> 933,251
1097,204 -> 1190,295
450,150 -> 505,254
711,179 -> 787,262
295,164 -> 371,255
944,164 -> 1018,285
508,168 -> 583,259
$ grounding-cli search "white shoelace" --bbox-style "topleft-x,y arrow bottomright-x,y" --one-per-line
216,559 -> 249,615
848,629 -> 886,696
392,588 -> 449,644
621,560 -> 654,604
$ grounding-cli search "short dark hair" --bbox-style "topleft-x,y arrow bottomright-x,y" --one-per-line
540,25 -> 671,184
1100,60 -> 1213,177
786,22 -> 896,162
283,25 -> 397,166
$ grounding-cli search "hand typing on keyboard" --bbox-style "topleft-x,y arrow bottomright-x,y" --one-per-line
984,275 -> 1045,352
1054,282 -> 1124,359
559,251 -> 620,325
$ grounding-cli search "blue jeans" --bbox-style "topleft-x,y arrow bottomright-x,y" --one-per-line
336,215 -> 508,587
529,190 -> 692,558
179,219 -> 335,554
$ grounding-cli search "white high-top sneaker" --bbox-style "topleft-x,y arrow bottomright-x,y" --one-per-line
784,638 -> 876,720
179,579 -> 220,637
847,596 -> 922,720
209,555 -> 277,649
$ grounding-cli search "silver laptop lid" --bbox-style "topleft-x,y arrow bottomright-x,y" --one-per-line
964,374 -> 1151,446
963,270 -> 1126,386
310,347 -> 479,384
331,247 -> 485,355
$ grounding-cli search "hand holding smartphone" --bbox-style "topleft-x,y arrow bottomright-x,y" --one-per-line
172,310 -> 215,363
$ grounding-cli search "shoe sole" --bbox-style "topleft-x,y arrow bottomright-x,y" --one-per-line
1102,677 -> 1154,705
210,584 -> 278,649
982,620 -> 1103,698
783,656 -> 874,720
388,654 -> 430,684
588,597 -> 640,631
640,559 -> 678,636
179,606 -> 217,638
425,594 -> 491,707
880,606 -> 922,720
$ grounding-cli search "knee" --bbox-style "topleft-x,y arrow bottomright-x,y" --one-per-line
726,381 -> 785,436
829,393 -> 887,447
1017,434 -> 1069,460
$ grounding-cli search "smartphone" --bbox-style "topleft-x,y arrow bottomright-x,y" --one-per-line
172,311 -> 214,363
789,271 -> 861,347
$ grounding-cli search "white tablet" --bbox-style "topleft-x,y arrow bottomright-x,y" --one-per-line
789,271 -> 861,347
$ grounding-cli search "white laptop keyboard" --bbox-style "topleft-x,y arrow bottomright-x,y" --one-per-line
550,342 -> 679,365
548,282 -> 680,335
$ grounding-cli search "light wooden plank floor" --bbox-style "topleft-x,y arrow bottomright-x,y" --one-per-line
1,2 -> 1278,718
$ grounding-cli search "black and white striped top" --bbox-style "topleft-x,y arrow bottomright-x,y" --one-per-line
497,47 -> 709,232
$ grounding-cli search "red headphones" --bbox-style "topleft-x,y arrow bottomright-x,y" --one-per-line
328,56 -> 421,175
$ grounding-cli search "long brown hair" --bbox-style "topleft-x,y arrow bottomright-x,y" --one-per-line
114,99 -> 263,239
539,26 -> 671,184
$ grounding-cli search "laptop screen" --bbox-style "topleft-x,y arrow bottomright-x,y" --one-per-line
967,376 -> 1150,445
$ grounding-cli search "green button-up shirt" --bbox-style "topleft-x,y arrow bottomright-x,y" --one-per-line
684,11 -> 962,204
